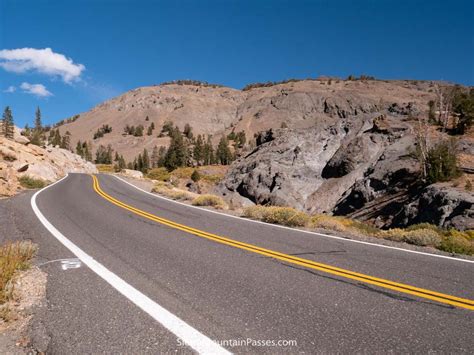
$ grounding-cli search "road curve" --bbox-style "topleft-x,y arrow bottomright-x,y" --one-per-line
33,173 -> 474,353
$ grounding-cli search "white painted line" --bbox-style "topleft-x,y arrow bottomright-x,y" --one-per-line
113,175 -> 474,264
31,174 -> 231,355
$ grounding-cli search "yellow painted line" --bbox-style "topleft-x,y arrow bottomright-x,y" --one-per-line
91,175 -> 474,311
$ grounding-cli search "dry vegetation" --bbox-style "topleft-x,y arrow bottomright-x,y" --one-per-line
96,164 -> 115,173
191,195 -> 226,209
0,241 -> 37,321
151,181 -> 195,201
243,206 -> 474,255
18,176 -> 47,189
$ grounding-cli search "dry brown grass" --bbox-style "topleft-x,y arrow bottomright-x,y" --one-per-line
191,194 -> 227,209
151,182 -> 194,201
95,164 -> 115,173
0,241 -> 37,320
243,206 -> 310,227
241,206 -> 473,255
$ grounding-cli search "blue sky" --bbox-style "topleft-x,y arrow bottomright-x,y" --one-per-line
0,0 -> 473,127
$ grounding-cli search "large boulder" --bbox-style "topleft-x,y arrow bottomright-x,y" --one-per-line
397,184 -> 474,230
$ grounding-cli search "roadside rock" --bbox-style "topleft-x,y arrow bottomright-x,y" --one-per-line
0,137 -> 98,197
120,169 -> 143,179
397,184 -> 474,230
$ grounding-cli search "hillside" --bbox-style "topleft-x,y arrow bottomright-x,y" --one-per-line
57,79 -> 437,161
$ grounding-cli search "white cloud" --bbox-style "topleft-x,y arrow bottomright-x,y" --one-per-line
3,85 -> 16,93
20,82 -> 53,97
0,48 -> 85,83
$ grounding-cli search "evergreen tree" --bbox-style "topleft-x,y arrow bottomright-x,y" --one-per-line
34,106 -> 42,131
118,155 -> 126,170
84,142 -> 93,162
137,154 -> 143,171
151,145 -> 159,168
193,134 -> 204,165
61,131 -> 71,150
216,136 -> 232,165
76,140 -> 84,157
164,126 -> 187,170
157,146 -> 167,167
142,148 -> 150,173
134,125 -> 144,136
95,144 -> 114,164
183,123 -> 193,139
49,129 -> 61,146
30,107 -> 44,146
2,106 -> 14,139
203,136 -> 215,165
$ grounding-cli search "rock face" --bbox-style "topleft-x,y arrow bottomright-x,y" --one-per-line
218,108 -> 474,229
397,185 -> 474,230
219,114 -> 408,214
0,135 -> 97,197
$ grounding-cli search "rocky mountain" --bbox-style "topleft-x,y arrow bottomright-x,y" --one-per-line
57,79 -> 436,160
0,130 -> 97,197
56,78 -> 473,229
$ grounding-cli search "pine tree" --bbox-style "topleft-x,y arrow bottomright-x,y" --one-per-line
203,136 -> 214,165
34,106 -> 42,132
2,106 -> 14,139
157,146 -> 166,167
164,126 -> 187,170
76,140 -> 84,157
30,107 -> 44,146
137,153 -> 143,171
151,145 -> 159,168
184,123 -> 193,139
61,131 -> 71,150
142,148 -> 150,173
193,134 -> 204,165
84,142 -> 93,162
216,136 -> 232,165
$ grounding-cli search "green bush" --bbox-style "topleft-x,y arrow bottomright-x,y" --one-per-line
426,140 -> 461,183
191,169 -> 201,182
192,195 -> 226,209
147,167 -> 171,181
18,176 -> 47,189
439,236 -> 474,255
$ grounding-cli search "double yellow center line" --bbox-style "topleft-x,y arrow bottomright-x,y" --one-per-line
92,175 -> 474,311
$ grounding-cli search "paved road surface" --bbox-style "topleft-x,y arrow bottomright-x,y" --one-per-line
16,173 -> 474,352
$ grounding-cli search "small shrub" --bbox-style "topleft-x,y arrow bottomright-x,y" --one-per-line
18,175 -> 47,189
466,180 -> 472,191
405,223 -> 443,234
380,229 -> 406,242
192,195 -> 226,209
151,184 -> 193,201
311,215 -> 347,232
95,164 -> 115,173
191,169 -> 201,182
439,235 -> 474,255
402,229 -> 442,247
426,140 -> 461,183
244,206 -> 310,227
147,167 -> 171,181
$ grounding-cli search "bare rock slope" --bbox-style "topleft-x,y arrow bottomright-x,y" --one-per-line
0,133 -> 97,197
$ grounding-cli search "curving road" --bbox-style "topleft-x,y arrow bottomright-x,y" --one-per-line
29,173 -> 474,353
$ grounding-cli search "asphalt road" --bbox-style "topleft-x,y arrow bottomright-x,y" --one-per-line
24,173 -> 474,352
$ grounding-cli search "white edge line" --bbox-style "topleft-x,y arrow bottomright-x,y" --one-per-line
31,173 -> 231,355
112,174 -> 474,264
